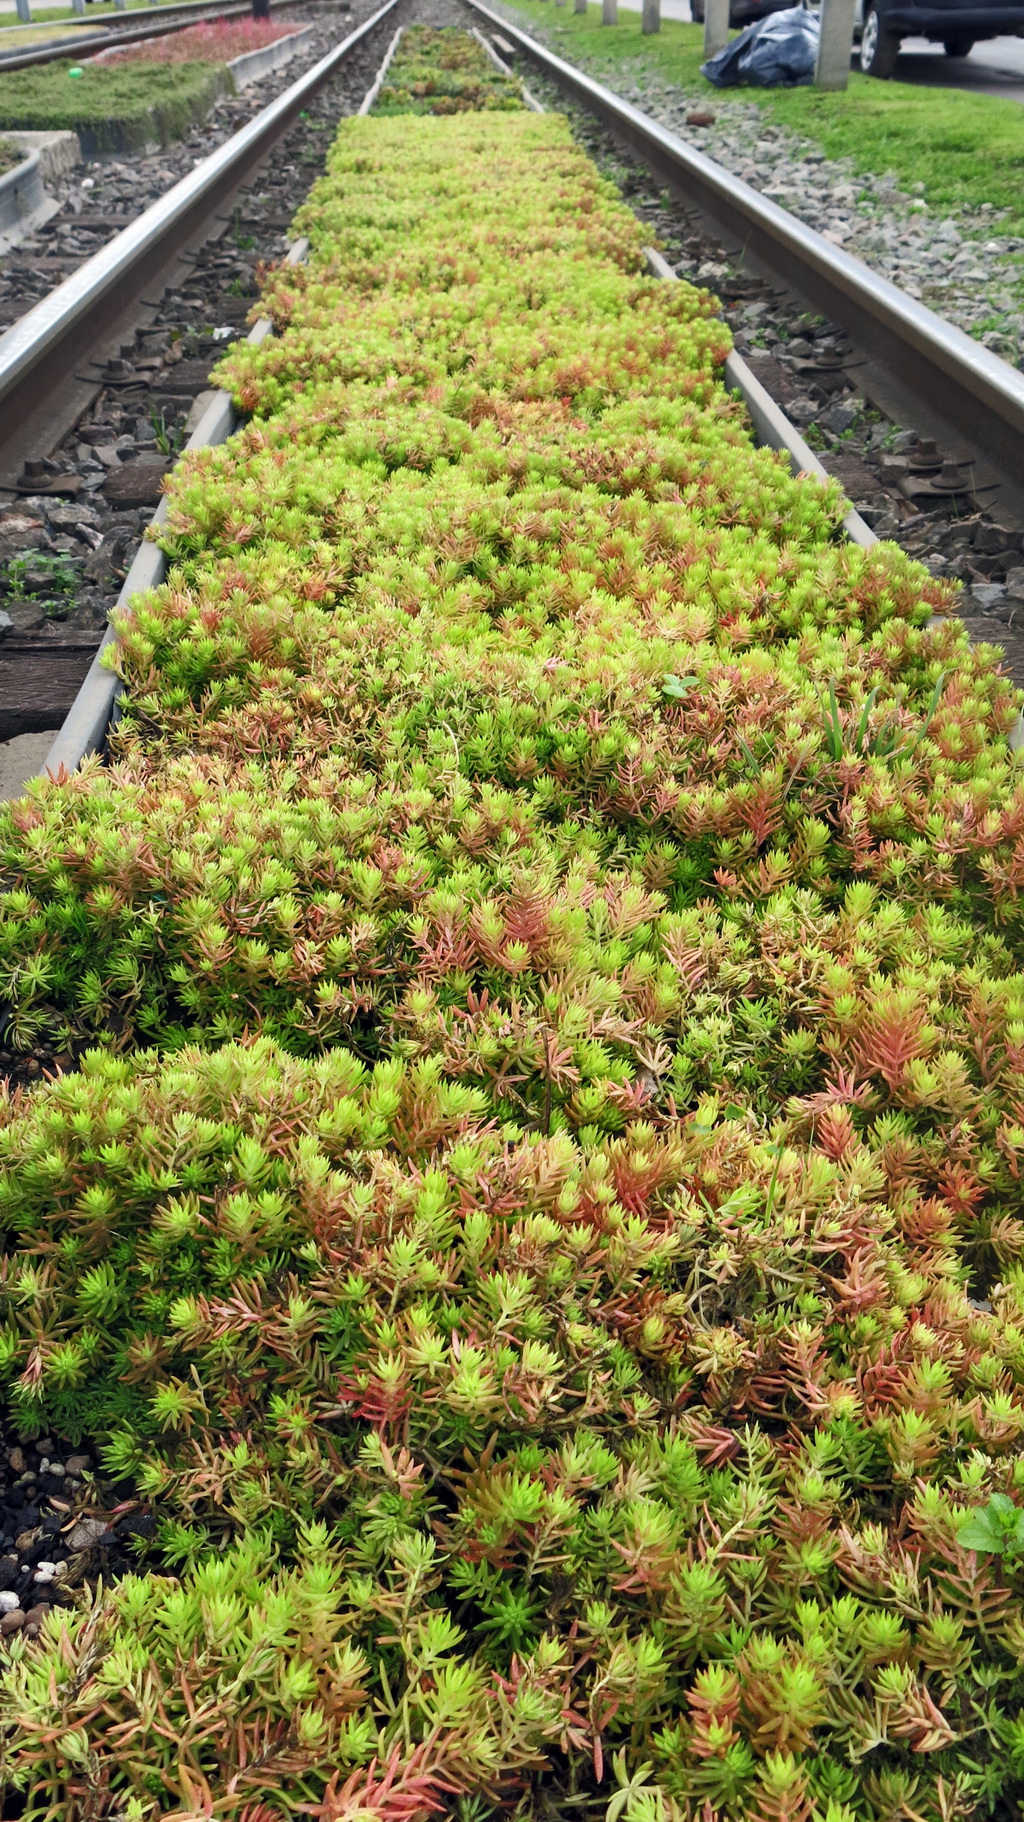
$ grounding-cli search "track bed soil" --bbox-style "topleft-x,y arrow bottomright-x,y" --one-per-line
0,1428 -> 151,1646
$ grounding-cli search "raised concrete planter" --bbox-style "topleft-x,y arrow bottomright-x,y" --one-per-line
0,147 -> 59,252
70,63 -> 233,158
78,24 -> 314,143
3,128 -> 81,184
228,23 -> 315,88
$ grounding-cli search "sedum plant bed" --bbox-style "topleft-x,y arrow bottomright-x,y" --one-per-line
101,17 -> 299,67
0,57 -> 230,152
0,45 -> 1024,1818
375,25 -> 524,116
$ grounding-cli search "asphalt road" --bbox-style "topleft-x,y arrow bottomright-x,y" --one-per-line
891,31 -> 1024,98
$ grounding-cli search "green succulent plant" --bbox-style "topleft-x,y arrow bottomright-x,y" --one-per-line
0,81 -> 1022,1822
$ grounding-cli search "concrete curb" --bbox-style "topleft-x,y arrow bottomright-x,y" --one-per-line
88,20 -> 315,84
469,26 -> 542,110
356,21 -> 400,111
0,149 -> 59,253
2,129 -> 81,185
228,22 -> 316,88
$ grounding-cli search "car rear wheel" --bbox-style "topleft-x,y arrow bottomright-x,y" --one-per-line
942,34 -> 974,54
860,3 -> 900,74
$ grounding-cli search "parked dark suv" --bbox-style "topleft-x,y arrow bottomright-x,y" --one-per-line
690,0 -> 794,27
858,0 -> 1024,74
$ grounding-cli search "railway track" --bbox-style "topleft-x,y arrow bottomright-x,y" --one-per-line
0,30 -> 1020,1810
0,0 -> 398,787
0,0 -> 395,493
468,3 -> 1024,534
3,3 -> 1024,799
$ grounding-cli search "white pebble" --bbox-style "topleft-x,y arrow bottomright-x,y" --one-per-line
32,1563 -> 56,1583
0,1592 -> 20,1613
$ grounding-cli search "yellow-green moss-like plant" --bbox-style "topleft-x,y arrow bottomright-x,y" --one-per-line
0,95 -> 1023,1822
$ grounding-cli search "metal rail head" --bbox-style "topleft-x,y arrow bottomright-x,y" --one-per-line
357,24 -> 402,113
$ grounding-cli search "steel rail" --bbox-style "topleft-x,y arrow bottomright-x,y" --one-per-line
0,0 -> 307,72
466,0 -> 1024,522
30,15 -> 396,786
27,18 -> 388,786
0,0 -> 398,488
39,233 -> 309,779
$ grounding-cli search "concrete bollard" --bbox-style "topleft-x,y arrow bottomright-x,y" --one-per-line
703,0 -> 730,58
14,0 -> 30,21
814,0 -> 857,86
602,0 -> 617,17
642,0 -> 659,30
575,0 -> 587,12
71,0 -> 85,14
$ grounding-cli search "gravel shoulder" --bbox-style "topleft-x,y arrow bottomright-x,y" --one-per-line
618,86 -> 1024,365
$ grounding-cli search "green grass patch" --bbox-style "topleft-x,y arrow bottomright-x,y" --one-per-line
0,55 -> 230,150
505,0 -> 1024,230
0,20 -> 113,44
0,0 -> 204,30
0,134 -> 20,173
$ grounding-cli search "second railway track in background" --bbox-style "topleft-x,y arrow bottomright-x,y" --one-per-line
4,0 -> 1024,797
0,0 -> 312,73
